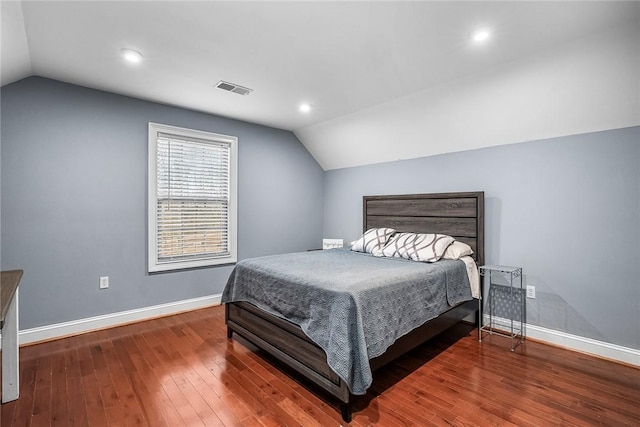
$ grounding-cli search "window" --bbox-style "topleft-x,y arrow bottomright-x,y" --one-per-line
148,123 -> 237,272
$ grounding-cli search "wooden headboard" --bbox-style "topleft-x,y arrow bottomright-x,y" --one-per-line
363,191 -> 484,266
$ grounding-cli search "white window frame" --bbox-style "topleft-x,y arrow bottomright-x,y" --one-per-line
148,122 -> 238,272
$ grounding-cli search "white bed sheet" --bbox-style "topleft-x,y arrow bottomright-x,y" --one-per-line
460,256 -> 480,299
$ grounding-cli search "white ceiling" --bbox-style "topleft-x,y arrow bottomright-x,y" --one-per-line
2,1 -> 639,169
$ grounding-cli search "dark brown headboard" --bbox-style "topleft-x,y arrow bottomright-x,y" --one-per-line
363,191 -> 484,266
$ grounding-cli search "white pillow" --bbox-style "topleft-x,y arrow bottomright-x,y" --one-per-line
442,240 -> 474,260
380,232 -> 455,262
351,228 -> 396,255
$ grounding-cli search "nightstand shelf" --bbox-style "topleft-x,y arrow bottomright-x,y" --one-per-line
478,265 -> 525,351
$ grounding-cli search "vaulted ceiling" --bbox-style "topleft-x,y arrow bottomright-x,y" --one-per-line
2,1 -> 639,170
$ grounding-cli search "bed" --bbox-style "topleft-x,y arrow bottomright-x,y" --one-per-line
223,191 -> 484,421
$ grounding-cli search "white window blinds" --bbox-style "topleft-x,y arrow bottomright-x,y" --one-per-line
148,123 -> 237,272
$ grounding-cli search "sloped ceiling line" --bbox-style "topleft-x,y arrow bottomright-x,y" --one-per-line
1,0 -> 32,85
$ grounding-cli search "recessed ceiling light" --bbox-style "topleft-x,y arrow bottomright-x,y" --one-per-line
299,103 -> 311,113
121,48 -> 143,63
472,29 -> 491,43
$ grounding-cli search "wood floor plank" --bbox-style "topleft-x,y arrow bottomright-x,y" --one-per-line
58,348 -> 85,427
34,353 -> 52,391
49,351 -> 69,427
172,372 -> 225,427
1,400 -> 18,427
4,305 -> 639,426
90,343 -> 129,426
78,349 -> 109,427
127,370 -> 170,427
234,367 -> 303,426
31,374 -> 52,427
7,357 -> 38,427
183,369 -> 244,427
66,375 -> 89,427
102,340 -> 148,426
202,357 -> 276,424
159,374 -> 207,427
148,319 -> 231,427
246,353 -> 345,427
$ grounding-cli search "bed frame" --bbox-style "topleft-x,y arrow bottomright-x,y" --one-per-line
225,191 -> 484,421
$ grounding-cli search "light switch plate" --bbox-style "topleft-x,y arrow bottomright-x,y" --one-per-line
323,239 -> 344,250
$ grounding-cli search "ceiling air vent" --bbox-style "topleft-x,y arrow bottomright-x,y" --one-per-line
215,80 -> 253,96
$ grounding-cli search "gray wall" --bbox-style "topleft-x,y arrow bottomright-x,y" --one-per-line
324,127 -> 640,350
1,77 -> 324,330
3,76 -> 638,351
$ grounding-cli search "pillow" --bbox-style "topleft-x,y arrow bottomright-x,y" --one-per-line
351,228 -> 396,255
379,232 -> 455,262
442,240 -> 474,260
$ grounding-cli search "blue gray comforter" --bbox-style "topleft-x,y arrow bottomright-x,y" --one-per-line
221,248 -> 472,395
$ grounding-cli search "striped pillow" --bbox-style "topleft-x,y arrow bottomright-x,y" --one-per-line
351,228 -> 396,256
380,232 -> 455,262
442,240 -> 473,260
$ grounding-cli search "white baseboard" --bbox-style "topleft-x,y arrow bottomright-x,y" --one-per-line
0,294 -> 221,348
2,299 -> 637,368
484,315 -> 640,367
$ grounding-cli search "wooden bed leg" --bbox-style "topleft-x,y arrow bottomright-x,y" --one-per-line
227,327 -> 233,339
341,402 -> 352,423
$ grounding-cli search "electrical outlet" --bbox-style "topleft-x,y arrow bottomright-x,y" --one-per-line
99,276 -> 109,290
526,285 -> 535,299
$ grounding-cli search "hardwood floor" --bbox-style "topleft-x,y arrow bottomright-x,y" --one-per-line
1,305 -> 639,426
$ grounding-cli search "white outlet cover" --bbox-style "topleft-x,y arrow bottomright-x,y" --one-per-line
99,276 -> 109,289
526,285 -> 535,298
